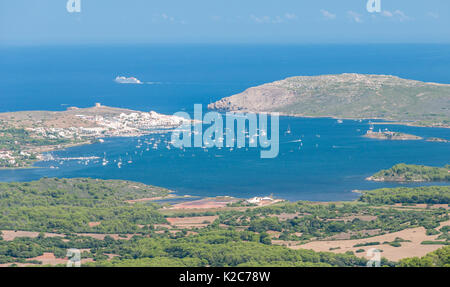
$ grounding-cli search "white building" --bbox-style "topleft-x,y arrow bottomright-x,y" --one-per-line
247,196 -> 273,204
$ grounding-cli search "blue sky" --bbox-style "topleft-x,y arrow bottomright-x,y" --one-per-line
1,0 -> 449,45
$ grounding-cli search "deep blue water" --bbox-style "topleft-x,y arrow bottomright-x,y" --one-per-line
0,44 -> 449,201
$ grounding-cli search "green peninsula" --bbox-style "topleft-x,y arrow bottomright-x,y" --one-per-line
367,164 -> 450,182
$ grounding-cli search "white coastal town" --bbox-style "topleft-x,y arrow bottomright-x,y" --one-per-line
0,103 -> 189,168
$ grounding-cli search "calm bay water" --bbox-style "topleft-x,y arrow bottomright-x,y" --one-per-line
0,44 -> 449,201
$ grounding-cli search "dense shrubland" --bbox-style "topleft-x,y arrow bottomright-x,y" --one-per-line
0,178 -> 448,266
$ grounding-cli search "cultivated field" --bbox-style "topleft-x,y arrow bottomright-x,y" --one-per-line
293,220 -> 450,261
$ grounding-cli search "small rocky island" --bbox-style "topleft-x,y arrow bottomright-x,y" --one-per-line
363,129 -> 423,141
426,137 -> 449,143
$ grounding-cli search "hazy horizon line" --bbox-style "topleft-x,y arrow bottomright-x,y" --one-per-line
1,41 -> 450,48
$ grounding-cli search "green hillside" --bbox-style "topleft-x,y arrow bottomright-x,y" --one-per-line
209,74 -> 450,127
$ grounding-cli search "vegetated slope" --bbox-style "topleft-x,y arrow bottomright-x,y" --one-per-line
367,164 -> 450,182
0,177 -> 171,233
1,179 -> 449,267
358,185 -> 450,204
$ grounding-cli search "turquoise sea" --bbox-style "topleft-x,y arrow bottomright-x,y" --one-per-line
0,44 -> 449,201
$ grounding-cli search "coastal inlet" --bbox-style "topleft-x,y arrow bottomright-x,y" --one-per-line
0,115 -> 448,202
